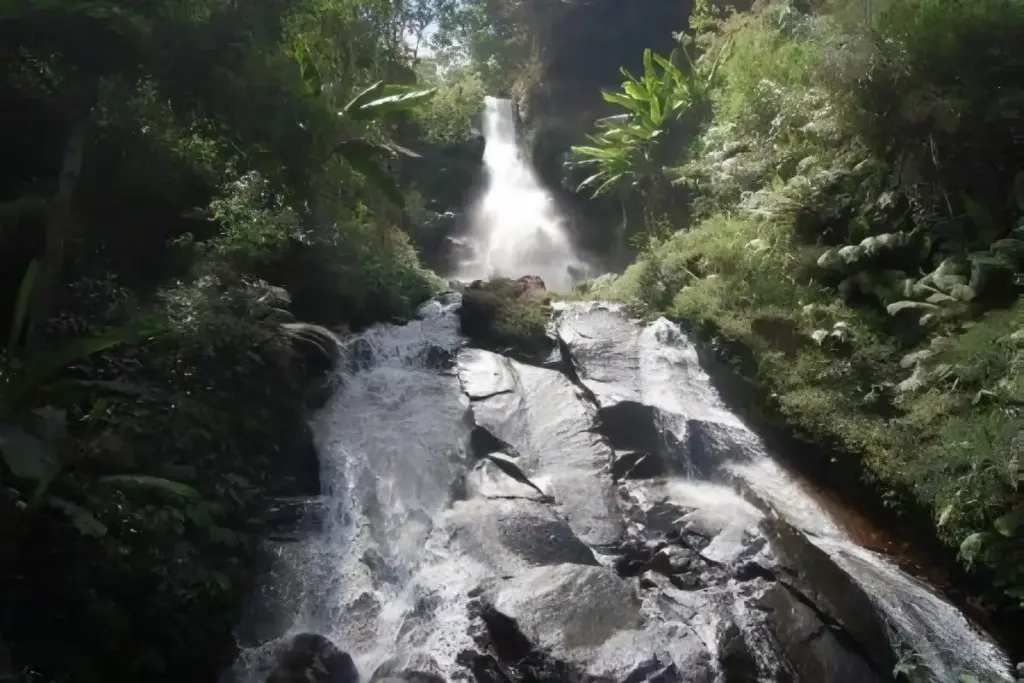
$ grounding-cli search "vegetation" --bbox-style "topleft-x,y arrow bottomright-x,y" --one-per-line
0,0 -> 487,681
576,0 -> 1023,614
458,278 -> 553,359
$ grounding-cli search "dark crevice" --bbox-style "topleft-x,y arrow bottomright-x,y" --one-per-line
466,388 -> 516,401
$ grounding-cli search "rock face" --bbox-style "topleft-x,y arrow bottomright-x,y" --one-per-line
449,308 -> 909,682
264,633 -> 359,683
459,348 -> 621,546
238,294 -> 1013,683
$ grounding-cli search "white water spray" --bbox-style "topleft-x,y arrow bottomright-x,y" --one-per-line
451,96 -> 588,292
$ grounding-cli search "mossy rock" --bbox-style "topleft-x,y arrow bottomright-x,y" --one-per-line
459,277 -> 554,359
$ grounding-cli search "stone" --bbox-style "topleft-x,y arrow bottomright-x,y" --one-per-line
264,633 -> 359,683
457,349 -> 622,546
369,653 -> 446,683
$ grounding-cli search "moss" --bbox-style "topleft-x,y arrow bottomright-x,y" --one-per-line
459,278 -> 554,359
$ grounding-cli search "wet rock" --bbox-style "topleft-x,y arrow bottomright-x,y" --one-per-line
446,497 -> 597,574
264,496 -> 325,536
265,633 -> 358,683
458,279 -> 553,359
610,450 -> 664,480
472,563 -> 712,682
457,349 -> 622,546
370,653 -> 445,683
466,458 -> 547,501
758,583 -> 885,683
555,304 -> 759,479
760,517 -> 898,677
716,622 -> 758,683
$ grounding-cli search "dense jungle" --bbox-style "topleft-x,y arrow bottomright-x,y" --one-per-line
0,0 -> 1020,681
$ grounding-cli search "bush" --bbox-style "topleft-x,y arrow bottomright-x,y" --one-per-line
587,0 -> 1024,610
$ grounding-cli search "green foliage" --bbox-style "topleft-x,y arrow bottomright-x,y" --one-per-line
414,64 -> 486,143
570,46 -> 722,202
0,0 -> 469,680
458,278 -> 553,358
589,0 -> 1024,611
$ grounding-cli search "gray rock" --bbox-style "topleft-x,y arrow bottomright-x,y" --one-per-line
474,563 -> 713,682
554,304 -> 760,479
445,497 -> 597,574
760,517 -> 898,677
457,349 -> 622,546
264,633 -> 358,683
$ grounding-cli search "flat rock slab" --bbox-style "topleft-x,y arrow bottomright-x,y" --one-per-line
457,349 -> 622,546
444,497 -> 597,575
479,563 -> 713,682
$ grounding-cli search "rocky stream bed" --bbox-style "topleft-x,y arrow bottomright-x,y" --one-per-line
228,288 -> 1018,683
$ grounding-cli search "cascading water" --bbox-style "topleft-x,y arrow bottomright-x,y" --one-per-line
229,295 -> 1014,683
227,111 -> 1014,683
231,296 -> 488,680
451,96 -> 589,291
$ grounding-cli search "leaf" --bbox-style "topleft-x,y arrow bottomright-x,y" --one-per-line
333,141 -> 404,207
9,258 -> 40,350
339,80 -> 385,116
378,140 -> 422,159
937,503 -> 954,527
4,331 -> 133,411
47,496 -> 107,537
958,532 -> 989,565
350,88 -> 437,120
886,300 -> 940,316
0,424 -> 60,481
993,512 -> 1018,538
601,91 -> 643,114
99,474 -> 201,500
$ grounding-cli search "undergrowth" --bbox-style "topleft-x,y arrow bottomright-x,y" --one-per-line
585,0 -> 1024,613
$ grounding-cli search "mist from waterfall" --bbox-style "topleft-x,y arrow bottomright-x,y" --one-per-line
450,96 -> 588,292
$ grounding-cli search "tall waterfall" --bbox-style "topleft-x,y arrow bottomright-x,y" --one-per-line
451,96 -> 588,292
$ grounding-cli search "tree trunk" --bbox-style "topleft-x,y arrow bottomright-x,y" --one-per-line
27,97 -> 93,348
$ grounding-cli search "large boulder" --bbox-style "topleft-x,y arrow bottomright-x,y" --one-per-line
457,348 -> 622,546
458,278 -> 553,360
472,563 -> 713,682
264,633 -> 359,683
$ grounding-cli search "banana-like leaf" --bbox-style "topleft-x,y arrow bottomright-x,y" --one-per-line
592,173 -> 626,196
601,91 -> 643,114
8,258 -> 40,350
340,80 -> 385,115
623,81 -> 649,104
99,474 -> 201,500
2,331 -> 130,414
348,88 -> 437,121
48,496 -> 107,537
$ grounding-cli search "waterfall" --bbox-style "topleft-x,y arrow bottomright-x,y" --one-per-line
450,96 -> 588,292
231,296 -> 484,680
